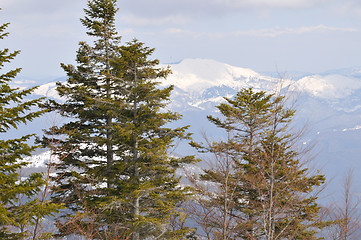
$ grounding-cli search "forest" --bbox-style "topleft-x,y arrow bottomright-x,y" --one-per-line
0,0 -> 359,239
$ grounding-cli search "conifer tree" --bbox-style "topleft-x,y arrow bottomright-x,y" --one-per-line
42,1 -> 195,239
0,17 -> 59,239
191,88 -> 326,239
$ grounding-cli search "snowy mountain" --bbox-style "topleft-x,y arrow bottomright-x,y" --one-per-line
162,59 -> 284,111
17,58 -> 361,193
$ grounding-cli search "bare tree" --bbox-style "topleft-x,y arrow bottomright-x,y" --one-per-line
187,131 -> 240,239
325,169 -> 361,240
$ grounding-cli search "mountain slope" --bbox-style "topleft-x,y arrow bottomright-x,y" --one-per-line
17,58 -> 361,192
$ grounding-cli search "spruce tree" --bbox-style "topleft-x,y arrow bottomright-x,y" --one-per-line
42,1 -> 195,239
191,88 -> 326,239
0,17 -> 58,239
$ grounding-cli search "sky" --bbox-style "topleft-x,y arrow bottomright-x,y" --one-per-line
2,0 -> 361,82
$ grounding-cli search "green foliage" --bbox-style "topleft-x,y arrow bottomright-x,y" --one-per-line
0,19 -> 59,239
41,1 -> 195,239
191,88 -> 326,239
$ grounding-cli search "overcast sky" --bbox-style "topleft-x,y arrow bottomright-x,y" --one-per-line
2,0 -> 361,81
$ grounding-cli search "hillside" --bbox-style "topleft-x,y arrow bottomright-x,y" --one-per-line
17,58 -> 361,193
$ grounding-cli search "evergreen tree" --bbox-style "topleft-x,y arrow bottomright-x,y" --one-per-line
191,88 -> 326,239
42,1 -> 195,239
0,17 -> 59,239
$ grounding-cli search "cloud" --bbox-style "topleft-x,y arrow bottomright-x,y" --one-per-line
165,28 -> 227,39
122,0 -> 330,19
121,14 -> 190,27
2,0 -> 84,15
338,0 -> 361,17
165,25 -> 358,39
120,28 -> 135,36
232,25 -> 358,37
118,0 -> 334,27
210,0 -> 327,9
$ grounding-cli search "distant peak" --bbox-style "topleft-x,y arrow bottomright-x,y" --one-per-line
162,58 -> 275,93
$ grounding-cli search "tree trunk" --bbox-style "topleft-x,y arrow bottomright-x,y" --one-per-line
132,63 -> 140,240
104,31 -> 114,189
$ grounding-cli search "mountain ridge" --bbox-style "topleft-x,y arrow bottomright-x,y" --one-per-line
24,58 -> 361,110
13,58 -> 361,194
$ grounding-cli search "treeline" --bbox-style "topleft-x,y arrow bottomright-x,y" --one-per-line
0,1 -> 359,239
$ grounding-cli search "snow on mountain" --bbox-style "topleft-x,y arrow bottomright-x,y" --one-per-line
159,58 -> 291,111
15,58 -> 361,131
17,59 -> 361,190
22,150 -> 56,169
163,58 -> 277,94
28,58 -> 283,111
33,82 -> 62,100
163,59 -> 361,114
26,58 -> 361,112
295,74 -> 361,99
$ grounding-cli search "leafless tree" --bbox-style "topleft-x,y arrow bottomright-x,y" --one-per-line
186,131 -> 241,240
324,169 -> 361,240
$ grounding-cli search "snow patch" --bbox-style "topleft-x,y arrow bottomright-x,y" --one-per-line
296,74 -> 361,99
342,125 -> 361,132
22,151 -> 58,168
163,58 -> 275,93
33,82 -> 62,100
